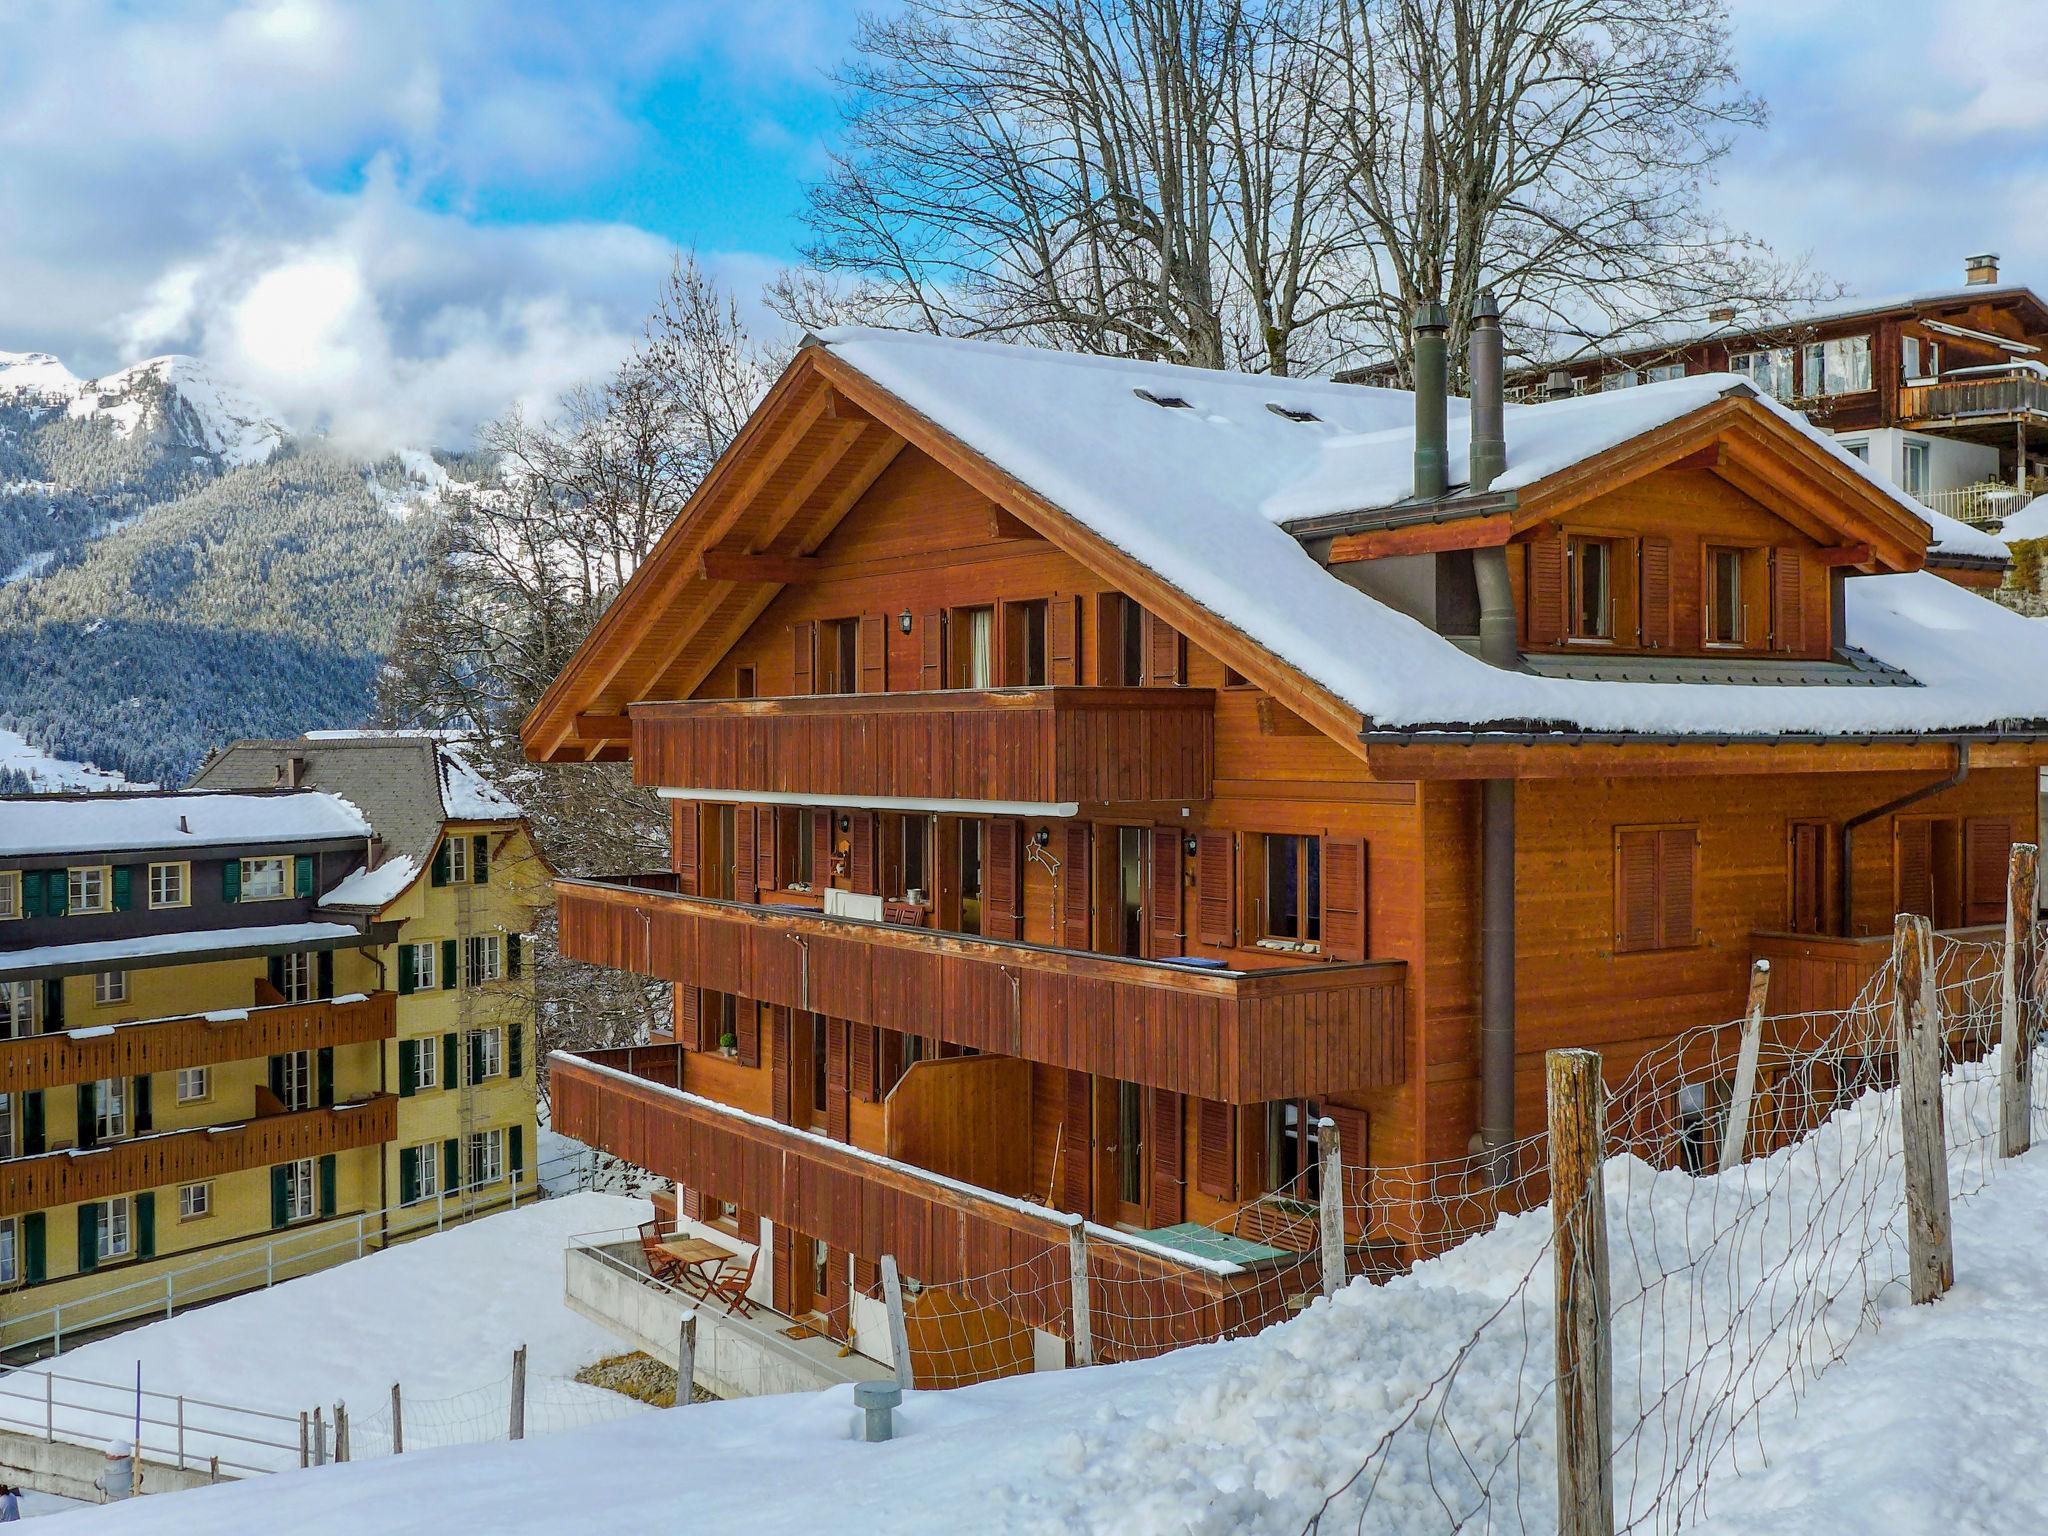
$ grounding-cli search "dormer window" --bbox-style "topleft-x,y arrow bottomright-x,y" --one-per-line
1706,547 -> 1754,646
1568,537 -> 1627,642
1133,388 -> 1190,409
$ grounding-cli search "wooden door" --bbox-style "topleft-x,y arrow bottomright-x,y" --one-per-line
1096,1077 -> 1149,1227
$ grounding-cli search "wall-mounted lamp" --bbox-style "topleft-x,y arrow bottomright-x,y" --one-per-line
838,814 -> 852,833
899,610 -> 914,634
1183,835 -> 1199,857
1034,827 -> 1051,848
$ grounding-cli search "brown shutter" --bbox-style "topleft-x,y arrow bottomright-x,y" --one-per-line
1527,529 -> 1566,646
849,812 -> 878,895
737,1209 -> 760,1245
676,986 -> 702,1051
770,1008 -> 794,1123
1771,547 -> 1804,653
859,614 -> 886,692
1147,827 -> 1183,956
984,818 -> 1022,939
825,1249 -> 850,1340
1093,595 -> 1124,686
815,812 -> 834,886
1049,594 -> 1081,686
679,1185 -> 704,1222
755,809 -> 779,895
1195,831 -> 1236,948
853,1255 -> 880,1298
1639,536 -> 1672,649
848,1021 -> 877,1102
1148,1088 -> 1184,1227
1143,609 -> 1180,686
1658,827 -> 1696,949
1060,823 -> 1092,950
1791,823 -> 1824,935
672,803 -> 700,894
1324,1102 -> 1370,1243
792,621 -> 816,695
1061,1071 -> 1092,1214
1321,838 -> 1368,961
1965,817 -> 2014,926
879,813 -> 903,901
826,1016 -> 850,1142
771,1229 -> 792,1314
1195,1099 -> 1236,1199
877,1029 -> 903,1097
734,808 -> 757,901
1616,829 -> 1661,954
736,999 -> 760,1068
918,610 -> 945,689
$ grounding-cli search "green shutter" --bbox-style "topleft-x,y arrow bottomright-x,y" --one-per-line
397,944 -> 416,997
135,1192 -> 156,1260
430,841 -> 451,887
399,1146 -> 419,1206
443,1138 -> 460,1191
77,1203 -> 99,1273
506,933 -> 523,979
76,1082 -> 97,1149
21,1211 -> 45,1283
295,855 -> 315,899
397,1039 -> 416,1097
21,1091 -> 44,1156
223,860 -> 241,903
509,1125 -> 525,1175
270,1165 -> 290,1229
472,836 -> 490,885
468,1031 -> 485,1086
442,1033 -> 458,1091
40,979 -> 62,1034
317,1047 -> 335,1107
507,1023 -> 523,1079
132,1074 -> 153,1134
47,871 -> 66,917
441,939 -> 458,991
317,950 -> 334,1001
111,865 -> 133,912
318,1154 -> 336,1217
20,870 -> 43,918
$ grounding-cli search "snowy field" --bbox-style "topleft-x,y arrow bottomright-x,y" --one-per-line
0,726 -> 144,791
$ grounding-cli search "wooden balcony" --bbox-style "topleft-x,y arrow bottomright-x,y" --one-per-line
1900,372 -> 2048,431
0,1095 -> 396,1217
629,687 -> 1214,808
1749,926 -> 2002,1038
0,992 -> 397,1096
557,877 -> 1405,1102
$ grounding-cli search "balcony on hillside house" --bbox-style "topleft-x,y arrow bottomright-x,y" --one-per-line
1900,369 -> 2048,439
627,687 -> 1215,811
0,992 -> 396,1096
0,1095 -> 396,1217
557,876 -> 1405,1102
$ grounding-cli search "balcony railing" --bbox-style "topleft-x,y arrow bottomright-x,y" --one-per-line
0,992 -> 397,1096
1900,372 -> 2048,427
1748,926 -> 2001,1041
629,687 -> 1215,808
557,877 -> 1405,1102
0,1095 -> 397,1217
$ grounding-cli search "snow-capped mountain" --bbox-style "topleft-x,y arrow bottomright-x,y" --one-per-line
0,348 -> 291,468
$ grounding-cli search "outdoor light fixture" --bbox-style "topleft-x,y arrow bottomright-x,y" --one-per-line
1034,827 -> 1051,848
1184,835 -> 1198,856
899,610 -> 913,634
838,814 -> 851,832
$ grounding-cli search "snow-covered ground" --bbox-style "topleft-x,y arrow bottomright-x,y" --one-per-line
0,726 -> 145,791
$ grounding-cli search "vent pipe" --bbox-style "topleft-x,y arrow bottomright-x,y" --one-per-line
1412,303 -> 1449,500
1468,291 -> 1507,496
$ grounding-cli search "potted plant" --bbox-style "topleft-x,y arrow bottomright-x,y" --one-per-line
719,1032 -> 739,1059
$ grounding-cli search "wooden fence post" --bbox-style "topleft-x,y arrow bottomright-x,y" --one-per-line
390,1382 -> 403,1454
311,1406 -> 326,1467
298,1410 -> 309,1469
1894,913 -> 1954,1304
1547,1048 -> 1614,1536
879,1255 -> 914,1392
509,1344 -> 528,1440
675,1312 -> 697,1406
2001,843 -> 2040,1159
333,1401 -> 349,1463
1718,960 -> 1772,1173
1318,1115 -> 1345,1297
1066,1218 -> 1094,1368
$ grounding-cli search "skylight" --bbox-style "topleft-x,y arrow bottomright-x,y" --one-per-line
1132,388 -> 1191,409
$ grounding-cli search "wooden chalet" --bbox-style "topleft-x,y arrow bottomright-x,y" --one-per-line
526,301 -> 2048,1382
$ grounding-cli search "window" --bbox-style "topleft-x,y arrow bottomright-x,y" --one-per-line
1901,335 -> 1940,382
0,1216 -> 14,1284
0,982 -> 32,1039
792,810 -> 816,886
407,941 -> 438,992
1601,368 -> 1639,391
1903,441 -> 1932,498
178,1182 -> 211,1220
1644,363 -> 1686,383
734,665 -> 757,699
176,1066 -> 210,1104
1261,834 -> 1321,944
1568,537 -> 1614,640
445,836 -> 470,885
1118,597 -> 1145,686
148,862 -> 187,908
1706,547 -> 1749,646
468,1128 -> 505,1188
1005,600 -> 1048,686
465,934 -> 505,985
410,1141 -> 441,1203
472,1026 -> 504,1079
951,607 -> 994,688
811,1013 -> 828,1116
278,1049 -> 313,1111
819,617 -> 861,693
901,816 -> 930,900
1265,1098 -> 1323,1197
283,1159 -> 316,1223
0,870 -> 17,921
1116,827 -> 1145,958
0,1094 -> 14,1159
67,866 -> 107,914
1615,826 -> 1698,954
93,970 -> 127,1006
241,857 -> 288,901
280,951 -> 315,1004
1801,335 -> 1872,396
1839,439 -> 1871,463
957,820 -> 984,936
1115,1079 -> 1147,1211
98,1196 -> 132,1261
1730,348 -> 1793,400
412,1036 -> 440,1091
94,1076 -> 127,1141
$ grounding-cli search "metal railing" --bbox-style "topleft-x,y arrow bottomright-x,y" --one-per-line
0,1365 -> 302,1479
1923,483 -> 2034,526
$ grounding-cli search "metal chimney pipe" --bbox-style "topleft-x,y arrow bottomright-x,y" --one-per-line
1412,303 -> 1449,501
1468,291 -> 1506,495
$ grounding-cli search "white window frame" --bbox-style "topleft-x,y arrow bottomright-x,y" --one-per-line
1731,348 -> 1793,400
0,1094 -> 14,1159
68,865 -> 108,914
279,1049 -> 313,1112
468,1128 -> 505,1188
94,970 -> 127,1007
446,835 -> 470,885
240,856 -> 289,901
1600,368 -> 1640,392
280,952 -> 315,1005
410,941 -> 439,991
176,1066 -> 210,1104
466,934 -> 505,986
284,1158 -> 316,1223
1644,362 -> 1686,383
95,1076 -> 127,1141
0,870 -> 18,921
99,1195 -> 132,1261
412,1038 -> 439,1092
474,1026 -> 504,1079
179,1181 -> 212,1220
1802,335 -> 1873,397
1904,440 -> 1933,498
410,1141 -> 441,1204
0,982 -> 33,1040
0,1215 -> 15,1284
148,862 -> 188,909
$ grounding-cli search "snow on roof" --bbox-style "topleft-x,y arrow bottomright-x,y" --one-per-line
822,328 -> 2048,738
1921,503 -> 2011,560
436,740 -> 521,820
0,790 -> 369,858
319,853 -> 420,910
0,920 -> 364,979
1996,496 -> 2048,545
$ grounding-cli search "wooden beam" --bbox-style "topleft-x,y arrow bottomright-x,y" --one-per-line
823,390 -> 875,425
697,551 -> 820,584
1362,738 -> 1966,780
1812,543 -> 1875,568
1256,697 -> 1318,736
1671,444 -> 1722,471
988,504 -> 1042,541
572,712 -> 633,743
1328,513 -> 1513,564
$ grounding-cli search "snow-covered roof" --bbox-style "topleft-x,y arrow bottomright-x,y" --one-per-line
1996,496 -> 2048,545
319,854 -> 421,911
0,920 -> 367,980
819,327 -> 2048,738
0,790 -> 370,859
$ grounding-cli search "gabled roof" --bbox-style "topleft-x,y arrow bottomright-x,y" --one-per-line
526,329 -> 2048,757
0,789 -> 369,860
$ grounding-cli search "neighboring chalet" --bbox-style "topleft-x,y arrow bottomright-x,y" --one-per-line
525,305 -> 2048,1389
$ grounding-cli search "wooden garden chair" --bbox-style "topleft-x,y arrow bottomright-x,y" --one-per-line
709,1248 -> 760,1317
638,1220 -> 687,1286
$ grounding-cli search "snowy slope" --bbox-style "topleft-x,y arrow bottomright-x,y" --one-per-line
63,356 -> 290,468
0,349 -> 82,400
0,724 -> 144,791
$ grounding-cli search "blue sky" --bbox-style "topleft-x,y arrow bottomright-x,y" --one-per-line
2,0 -> 2043,447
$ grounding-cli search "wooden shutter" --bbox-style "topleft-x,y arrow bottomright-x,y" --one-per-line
734,809 -> 757,901
1147,827 -> 1183,956
755,809 -> 779,895
1325,1102 -> 1370,1243
672,803 -> 700,893
1790,823 -> 1825,935
848,1021 -> 877,1102
1148,1089 -> 1184,1227
1896,818 -> 1934,920
792,620 -> 816,695
859,614 -> 886,692
1061,1070 -> 1092,1214
1143,609 -> 1180,685
814,812 -> 834,886
1321,838 -> 1368,961
1639,536 -> 1672,649
1061,823 -> 1092,950
1093,595 -> 1124,685
1049,594 -> 1081,686
1195,1098 -> 1236,1199
737,1209 -> 760,1245
826,1016 -> 850,1142
1771,547 -> 1805,653
736,1000 -> 761,1068
918,610 -> 945,689
984,819 -> 1022,940
1965,816 -> 2014,926
1195,831 -> 1235,948
677,986 -> 702,1051
679,1185 -> 705,1222
1658,827 -> 1696,950
825,1248 -> 850,1340
849,812 -> 878,895
770,1008 -> 794,1123
771,1228 -> 793,1315
1616,829 -> 1662,954
1526,529 -> 1567,646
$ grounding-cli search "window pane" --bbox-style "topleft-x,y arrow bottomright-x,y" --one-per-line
1265,835 -> 1300,938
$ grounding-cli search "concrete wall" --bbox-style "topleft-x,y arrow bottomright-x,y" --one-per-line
0,1425 -> 219,1503
1836,427 -> 1999,495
